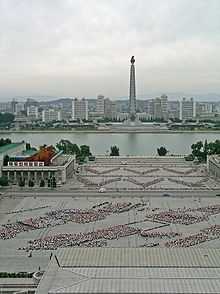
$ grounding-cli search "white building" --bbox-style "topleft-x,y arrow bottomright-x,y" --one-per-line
72,98 -> 88,121
196,102 -> 214,118
168,101 -> 180,120
160,94 -> 168,120
96,95 -> 105,115
42,109 -> 62,122
0,102 -> 12,113
152,97 -> 162,120
151,95 -> 168,120
27,105 -> 39,120
104,98 -> 117,119
15,102 -> 25,115
180,97 -> 195,120
2,153 -> 75,184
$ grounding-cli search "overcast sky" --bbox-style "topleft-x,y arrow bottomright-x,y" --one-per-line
0,0 -> 220,100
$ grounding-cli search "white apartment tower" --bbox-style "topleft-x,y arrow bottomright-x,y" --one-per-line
72,98 -> 88,121
160,94 -> 168,120
42,109 -> 61,122
27,105 -> 39,120
180,97 -> 195,120
96,95 -> 105,115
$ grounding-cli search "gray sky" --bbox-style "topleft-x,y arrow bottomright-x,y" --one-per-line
0,0 -> 220,100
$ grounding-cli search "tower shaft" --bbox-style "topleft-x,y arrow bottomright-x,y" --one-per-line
129,60 -> 136,120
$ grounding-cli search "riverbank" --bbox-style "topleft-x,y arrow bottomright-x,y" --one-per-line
1,129 -> 220,134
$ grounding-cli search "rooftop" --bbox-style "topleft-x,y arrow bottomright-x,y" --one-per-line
36,248 -> 220,294
57,247 -> 220,268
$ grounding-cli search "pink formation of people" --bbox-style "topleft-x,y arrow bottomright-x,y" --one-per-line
147,209 -> 208,225
25,224 -> 138,250
144,205 -> 220,226
140,230 -> 181,238
0,202 -> 142,240
165,225 -> 220,247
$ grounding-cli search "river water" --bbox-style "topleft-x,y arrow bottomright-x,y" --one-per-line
1,132 -> 220,155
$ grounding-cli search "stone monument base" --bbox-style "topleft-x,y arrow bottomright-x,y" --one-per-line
123,117 -> 142,126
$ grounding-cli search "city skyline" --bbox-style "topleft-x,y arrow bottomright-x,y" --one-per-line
0,0 -> 220,99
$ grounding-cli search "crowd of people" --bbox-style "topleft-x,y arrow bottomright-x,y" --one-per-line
196,204 -> 220,215
165,225 -> 220,247
165,232 -> 209,247
25,224 -> 139,250
140,230 -> 181,238
0,202 -> 140,239
146,209 -> 208,225
0,223 -> 29,239
202,224 -> 220,236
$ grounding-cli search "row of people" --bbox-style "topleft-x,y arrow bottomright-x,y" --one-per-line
26,224 -> 139,250
165,225 -> 220,247
140,230 -> 181,238
146,209 -> 208,225
0,202 -> 135,239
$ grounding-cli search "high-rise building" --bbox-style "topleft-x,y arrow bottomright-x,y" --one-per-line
196,102 -> 213,117
0,102 -> 12,113
160,94 -> 168,120
27,106 -> 39,120
104,98 -> 117,119
11,99 -> 18,114
42,109 -> 62,122
151,95 -> 168,120
129,56 -> 136,121
96,95 -> 105,115
152,97 -> 162,120
168,101 -> 180,120
180,97 -> 195,120
72,98 -> 88,121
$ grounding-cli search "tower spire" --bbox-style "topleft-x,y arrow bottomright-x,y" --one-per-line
129,56 -> 136,121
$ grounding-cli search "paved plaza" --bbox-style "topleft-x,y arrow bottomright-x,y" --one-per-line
0,156 -> 220,283
1,194 -> 220,272
73,156 -> 220,191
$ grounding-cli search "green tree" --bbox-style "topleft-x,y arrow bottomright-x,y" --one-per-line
191,141 -> 203,159
110,145 -> 120,156
56,140 -> 81,156
157,146 -> 168,156
80,145 -> 91,157
0,138 -> 11,146
0,176 -> 9,186
0,113 -> 14,126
